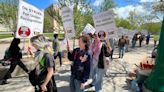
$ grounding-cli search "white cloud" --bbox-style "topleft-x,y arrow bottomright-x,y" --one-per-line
93,0 -> 104,6
140,0 -> 159,2
113,5 -> 146,19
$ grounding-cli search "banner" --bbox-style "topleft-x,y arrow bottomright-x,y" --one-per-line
93,9 -> 117,39
61,6 -> 75,38
16,0 -> 44,38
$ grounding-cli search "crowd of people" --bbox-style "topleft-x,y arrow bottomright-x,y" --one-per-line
0,30 -> 159,92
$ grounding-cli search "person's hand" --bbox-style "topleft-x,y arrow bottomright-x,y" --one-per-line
80,83 -> 85,89
41,84 -> 47,92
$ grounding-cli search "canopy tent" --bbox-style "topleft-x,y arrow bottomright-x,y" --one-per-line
26,0 -> 57,9
145,17 -> 164,91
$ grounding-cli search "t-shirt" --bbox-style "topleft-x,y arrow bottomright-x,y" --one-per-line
45,54 -> 55,68
118,38 -> 126,47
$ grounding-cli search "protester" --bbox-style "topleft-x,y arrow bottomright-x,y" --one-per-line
153,35 -> 159,47
146,33 -> 150,45
67,35 -> 91,92
89,33 -> 111,92
52,34 -> 62,66
132,33 -> 138,48
138,32 -> 144,47
109,38 -> 115,59
125,36 -> 129,52
1,38 -> 29,85
118,35 -> 126,58
30,35 -> 57,92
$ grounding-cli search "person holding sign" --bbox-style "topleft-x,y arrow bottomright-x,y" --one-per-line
67,35 -> 91,92
90,33 -> 111,92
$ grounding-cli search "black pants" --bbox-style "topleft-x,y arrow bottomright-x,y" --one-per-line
139,40 -> 143,47
110,50 -> 114,59
35,75 -> 57,92
3,59 -> 29,80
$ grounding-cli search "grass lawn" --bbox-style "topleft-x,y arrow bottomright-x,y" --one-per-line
0,34 -> 13,39
44,33 -> 65,40
0,33 -> 65,39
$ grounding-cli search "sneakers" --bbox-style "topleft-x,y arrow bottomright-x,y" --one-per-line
0,80 -> 9,85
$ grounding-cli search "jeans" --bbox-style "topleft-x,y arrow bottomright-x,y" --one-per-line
132,40 -> 136,48
3,59 -> 28,80
74,79 -> 84,92
125,44 -> 128,52
90,66 -> 96,85
70,75 -> 75,92
54,52 -> 62,66
95,68 -> 105,92
119,47 -> 125,58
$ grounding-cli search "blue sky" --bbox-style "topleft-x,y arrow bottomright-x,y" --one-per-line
26,0 -> 139,9
26,0 -> 162,21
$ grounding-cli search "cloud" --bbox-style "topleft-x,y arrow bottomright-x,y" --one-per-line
140,0 -> 159,2
93,0 -> 104,6
113,5 -> 145,19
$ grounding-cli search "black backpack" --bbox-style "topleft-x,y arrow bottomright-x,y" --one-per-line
29,54 -> 47,86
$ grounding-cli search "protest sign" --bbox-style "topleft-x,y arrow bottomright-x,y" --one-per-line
16,0 -> 44,38
61,6 -> 75,39
82,24 -> 96,35
93,9 -> 117,39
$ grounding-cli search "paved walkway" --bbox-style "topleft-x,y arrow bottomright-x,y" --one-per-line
0,43 -> 155,92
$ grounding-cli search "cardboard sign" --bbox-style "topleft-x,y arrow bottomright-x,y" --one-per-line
93,9 -> 117,39
16,0 -> 44,38
82,24 -> 96,35
61,7 -> 75,38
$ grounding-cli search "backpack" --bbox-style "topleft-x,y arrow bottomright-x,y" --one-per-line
1,48 -> 12,66
4,48 -> 12,60
29,54 -> 47,86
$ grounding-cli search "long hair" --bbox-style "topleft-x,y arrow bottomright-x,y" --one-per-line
80,35 -> 90,51
9,38 -> 20,51
30,35 -> 53,55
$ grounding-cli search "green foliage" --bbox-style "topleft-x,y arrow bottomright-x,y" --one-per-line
0,0 -> 18,31
44,16 -> 54,32
100,0 -> 115,12
141,22 -> 162,34
57,0 -> 94,38
115,17 -> 137,30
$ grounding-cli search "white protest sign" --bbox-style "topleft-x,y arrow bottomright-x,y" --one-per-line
93,9 -> 117,39
61,7 -> 75,39
82,24 -> 96,35
16,0 -> 44,38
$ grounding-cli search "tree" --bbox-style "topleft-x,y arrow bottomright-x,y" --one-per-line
115,17 -> 137,30
0,0 -> 19,31
141,22 -> 162,34
56,0 -> 94,37
100,0 -> 115,12
44,15 -> 54,32
152,0 -> 164,13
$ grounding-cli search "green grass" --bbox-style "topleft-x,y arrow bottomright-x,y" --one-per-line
43,33 -> 65,40
0,34 -> 13,39
0,33 -> 65,40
